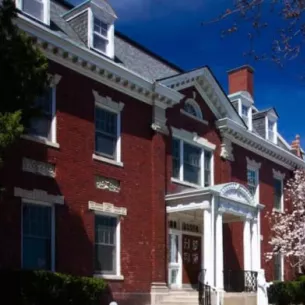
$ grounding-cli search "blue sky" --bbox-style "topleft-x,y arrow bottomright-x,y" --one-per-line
74,0 -> 304,143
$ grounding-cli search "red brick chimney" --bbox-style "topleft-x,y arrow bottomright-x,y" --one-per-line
291,135 -> 303,158
228,65 -> 254,97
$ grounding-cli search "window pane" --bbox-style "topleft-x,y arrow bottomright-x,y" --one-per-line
204,151 -> 212,187
183,143 -> 201,184
29,117 -> 52,140
242,105 -> 248,116
93,34 -> 107,53
95,244 -> 115,273
274,179 -> 282,210
22,204 -> 52,270
23,0 -> 44,21
95,215 -> 116,273
94,18 -> 108,37
172,139 -> 180,178
247,169 -> 257,196
274,253 -> 282,281
95,108 -> 117,158
184,103 -> 197,117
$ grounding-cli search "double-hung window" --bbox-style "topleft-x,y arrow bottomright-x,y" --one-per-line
247,167 -> 259,202
22,202 -> 54,270
172,138 -> 213,187
274,178 -> 283,211
268,120 -> 275,143
242,104 -> 249,126
95,215 -> 117,274
274,253 -> 283,281
93,91 -> 124,166
95,107 -> 118,159
93,17 -> 109,54
18,0 -> 49,24
29,88 -> 54,141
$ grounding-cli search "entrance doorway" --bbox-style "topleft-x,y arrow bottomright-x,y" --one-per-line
168,230 -> 182,288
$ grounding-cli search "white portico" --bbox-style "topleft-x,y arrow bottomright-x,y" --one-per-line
165,182 -> 264,291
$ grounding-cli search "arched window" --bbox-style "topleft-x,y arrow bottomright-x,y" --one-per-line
184,99 -> 203,120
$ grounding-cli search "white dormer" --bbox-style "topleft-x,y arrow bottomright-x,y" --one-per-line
88,0 -> 116,58
17,0 -> 50,25
265,110 -> 278,144
228,91 -> 254,131
63,0 -> 117,59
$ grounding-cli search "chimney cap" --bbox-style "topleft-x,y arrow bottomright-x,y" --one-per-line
227,65 -> 255,75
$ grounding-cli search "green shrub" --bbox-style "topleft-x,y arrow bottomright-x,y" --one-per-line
0,269 -> 107,305
268,279 -> 305,305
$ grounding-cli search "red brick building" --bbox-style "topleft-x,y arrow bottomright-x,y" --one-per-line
1,0 -> 304,304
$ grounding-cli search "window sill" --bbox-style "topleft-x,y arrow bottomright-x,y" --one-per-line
272,208 -> 284,214
180,109 -> 209,125
171,177 -> 201,189
92,154 -> 124,168
94,274 -> 124,281
21,135 -> 60,149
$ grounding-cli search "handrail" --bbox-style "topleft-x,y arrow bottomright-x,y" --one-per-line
198,269 -> 212,305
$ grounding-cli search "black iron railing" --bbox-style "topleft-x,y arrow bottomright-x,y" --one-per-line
198,269 -> 211,305
223,270 -> 257,292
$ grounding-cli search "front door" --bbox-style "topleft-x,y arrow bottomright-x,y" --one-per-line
182,234 -> 201,286
168,231 -> 182,288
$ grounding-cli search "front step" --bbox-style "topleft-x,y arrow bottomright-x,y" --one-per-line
223,292 -> 257,305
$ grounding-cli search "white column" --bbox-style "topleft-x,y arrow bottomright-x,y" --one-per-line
203,208 -> 212,285
215,212 -> 224,289
243,218 -> 252,271
257,212 -> 261,270
251,220 -> 259,271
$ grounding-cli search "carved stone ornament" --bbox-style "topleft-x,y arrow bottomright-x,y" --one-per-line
246,157 -> 261,169
151,105 -> 168,135
88,201 -> 127,216
93,90 -> 124,112
96,176 -> 120,193
220,137 -> 234,161
22,158 -> 55,178
48,74 -> 62,88
272,169 -> 286,180
14,187 -> 64,205
220,182 -> 254,206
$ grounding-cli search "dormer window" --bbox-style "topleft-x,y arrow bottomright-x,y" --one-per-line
228,92 -> 253,131
93,17 -> 109,54
266,118 -> 277,144
242,104 -> 250,126
63,0 -> 117,59
17,0 -> 50,24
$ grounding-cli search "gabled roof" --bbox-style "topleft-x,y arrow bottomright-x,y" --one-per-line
253,107 -> 279,120
159,65 -> 247,127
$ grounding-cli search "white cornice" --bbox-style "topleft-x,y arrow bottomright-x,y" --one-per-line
171,126 -> 216,151
217,118 -> 305,170
15,14 -> 183,108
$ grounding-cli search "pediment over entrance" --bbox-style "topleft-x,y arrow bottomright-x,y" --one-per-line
218,183 -> 255,206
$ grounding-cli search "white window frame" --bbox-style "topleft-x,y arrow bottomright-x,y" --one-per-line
274,253 -> 284,281
246,157 -> 261,203
16,0 -> 50,25
265,115 -> 278,144
273,169 -> 285,212
21,199 -> 55,271
171,127 -> 215,188
92,90 -> 124,167
21,74 -> 61,148
89,201 -> 125,280
88,9 -> 115,58
238,99 -> 253,131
